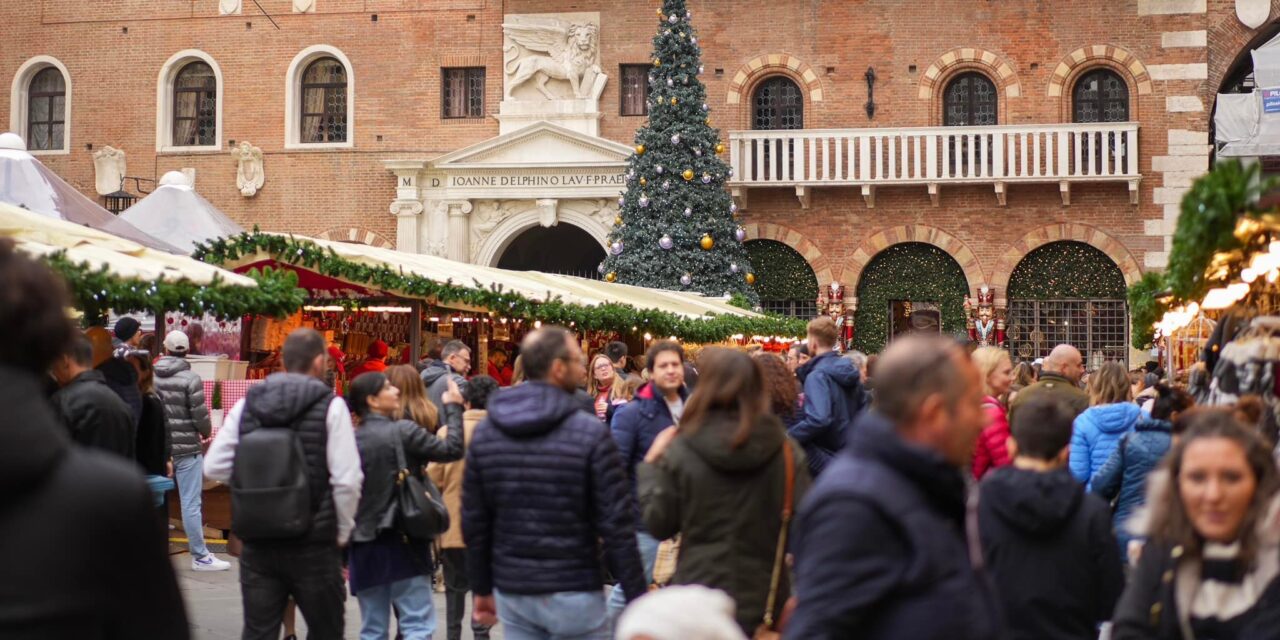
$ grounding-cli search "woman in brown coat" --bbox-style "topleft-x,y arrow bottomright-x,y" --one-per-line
427,374 -> 500,640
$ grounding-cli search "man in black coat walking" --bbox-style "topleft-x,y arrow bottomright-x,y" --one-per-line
464,326 -> 645,640
50,333 -> 136,460
787,334 -> 1001,640
978,395 -> 1123,640
0,238 -> 188,639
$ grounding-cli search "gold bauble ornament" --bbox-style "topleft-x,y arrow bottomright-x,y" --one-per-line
614,216 -> 623,226
606,272 -> 617,283
670,96 -> 678,106
745,272 -> 756,285
706,117 -> 712,125
700,234 -> 714,250
653,59 -> 661,68
715,143 -> 725,154
682,169 -> 695,181
639,177 -> 648,186
635,144 -> 646,155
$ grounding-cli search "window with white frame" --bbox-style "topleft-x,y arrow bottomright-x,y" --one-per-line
284,46 -> 354,149
156,50 -> 223,152
9,56 -> 71,154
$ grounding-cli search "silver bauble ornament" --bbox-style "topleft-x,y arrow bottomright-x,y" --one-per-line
666,77 -> 674,87
701,173 -> 712,184
610,241 -> 623,256
680,273 -> 692,286
671,134 -> 681,145
597,262 -> 606,274
667,14 -> 677,23
730,203 -> 738,214
639,195 -> 650,208
730,263 -> 740,273
683,207 -> 692,217
735,226 -> 747,242
662,180 -> 671,190
655,165 -> 664,174
659,235 -> 674,250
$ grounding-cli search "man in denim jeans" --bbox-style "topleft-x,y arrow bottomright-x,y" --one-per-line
154,331 -> 228,571
464,327 -> 645,640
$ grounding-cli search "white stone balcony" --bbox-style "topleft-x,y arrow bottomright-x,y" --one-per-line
726,122 -> 1141,208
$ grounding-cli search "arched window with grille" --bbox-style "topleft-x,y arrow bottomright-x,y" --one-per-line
172,62 -> 217,147
301,57 -> 348,144
943,72 -> 997,126
1073,68 -> 1129,123
27,67 -> 65,151
750,76 -> 803,181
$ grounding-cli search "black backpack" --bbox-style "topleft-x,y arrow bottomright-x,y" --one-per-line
230,423 -> 312,541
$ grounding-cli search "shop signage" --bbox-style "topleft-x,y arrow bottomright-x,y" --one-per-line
441,173 -> 625,188
1263,88 -> 1280,114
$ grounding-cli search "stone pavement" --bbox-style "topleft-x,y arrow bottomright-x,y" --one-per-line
175,555 -> 503,640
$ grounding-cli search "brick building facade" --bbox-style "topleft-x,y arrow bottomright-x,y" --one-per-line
3,0 -> 1272,359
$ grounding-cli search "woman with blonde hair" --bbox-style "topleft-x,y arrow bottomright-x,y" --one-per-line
387,364 -> 439,431
1071,362 -> 1141,488
588,353 -> 620,420
970,346 -> 1014,480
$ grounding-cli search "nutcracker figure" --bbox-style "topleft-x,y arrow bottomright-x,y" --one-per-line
966,286 -> 1006,348
816,281 -> 855,351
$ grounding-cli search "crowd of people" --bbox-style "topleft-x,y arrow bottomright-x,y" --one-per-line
3,236 -> 1280,640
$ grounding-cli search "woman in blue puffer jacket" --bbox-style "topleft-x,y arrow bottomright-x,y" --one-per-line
1091,384 -> 1193,563
1070,362 -> 1141,489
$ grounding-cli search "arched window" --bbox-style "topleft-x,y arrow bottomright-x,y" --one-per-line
300,57 -> 347,144
27,67 -> 65,151
745,239 -> 818,318
752,76 -> 803,130
750,76 -> 803,181
943,72 -> 997,126
172,62 -> 217,147
1073,68 -> 1129,123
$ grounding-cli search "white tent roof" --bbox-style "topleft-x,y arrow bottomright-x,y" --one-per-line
233,232 -> 759,320
0,133 -> 180,252
0,200 -> 256,287
119,171 -> 244,254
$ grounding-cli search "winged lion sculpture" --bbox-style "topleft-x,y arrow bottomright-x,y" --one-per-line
502,18 -> 607,101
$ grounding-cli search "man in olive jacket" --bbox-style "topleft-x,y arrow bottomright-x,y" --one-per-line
154,330 -> 226,571
1008,344 -> 1088,426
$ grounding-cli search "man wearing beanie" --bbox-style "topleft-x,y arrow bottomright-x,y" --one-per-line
113,317 -> 143,354
89,324 -> 143,428
348,339 -> 389,379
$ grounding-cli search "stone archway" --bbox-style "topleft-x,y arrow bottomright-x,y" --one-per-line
989,223 -> 1143,299
316,226 -> 394,248
848,224 -> 986,294
742,222 -> 836,285
497,224 -> 607,278
853,242 -> 972,355
473,202 -> 610,269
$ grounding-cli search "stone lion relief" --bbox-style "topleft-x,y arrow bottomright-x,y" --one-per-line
502,16 -> 607,101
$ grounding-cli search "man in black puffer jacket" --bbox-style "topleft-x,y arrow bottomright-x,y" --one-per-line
464,327 -> 644,640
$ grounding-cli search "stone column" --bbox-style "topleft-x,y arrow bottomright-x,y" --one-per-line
446,200 -> 473,262
384,161 -> 427,253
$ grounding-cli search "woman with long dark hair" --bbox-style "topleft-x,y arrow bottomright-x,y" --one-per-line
346,372 -> 465,640
752,352 -> 801,429
637,348 -> 811,634
1112,410 -> 1280,639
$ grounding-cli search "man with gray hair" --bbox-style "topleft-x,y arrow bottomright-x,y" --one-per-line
1008,344 -> 1088,425
423,339 -> 472,413
787,334 -> 1001,639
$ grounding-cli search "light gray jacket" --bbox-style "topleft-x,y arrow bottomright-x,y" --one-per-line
154,356 -> 211,458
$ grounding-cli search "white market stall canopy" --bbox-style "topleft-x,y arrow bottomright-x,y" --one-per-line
239,232 -> 761,320
119,171 -> 244,254
0,201 -> 257,288
0,133 -> 180,252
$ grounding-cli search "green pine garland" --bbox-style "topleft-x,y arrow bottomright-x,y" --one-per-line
1165,160 -> 1271,301
194,232 -> 805,343
1008,241 -> 1127,300
853,243 -> 969,354
602,0 -> 758,304
746,240 -> 818,303
1128,271 -> 1168,349
45,250 -> 306,321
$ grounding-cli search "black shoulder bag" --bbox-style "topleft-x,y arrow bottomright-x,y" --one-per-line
392,434 -> 450,540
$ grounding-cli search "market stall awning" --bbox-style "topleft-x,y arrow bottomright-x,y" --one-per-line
197,231 -> 805,341
0,201 -> 256,287
119,171 -> 244,254
0,133 -> 181,252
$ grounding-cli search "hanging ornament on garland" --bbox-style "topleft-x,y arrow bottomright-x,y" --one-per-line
639,194 -> 650,207
716,143 -> 725,154
610,240 -> 624,256
639,177 -> 648,186
606,271 -> 617,283
735,226 -> 746,242
666,77 -> 674,87
670,96 -> 678,106
615,215 -> 624,226
671,134 -> 681,145
680,273 -> 693,286
653,59 -> 661,67
597,262 -> 606,274
655,164 -> 664,174
635,144 -> 646,155
659,235 -> 674,250
617,196 -> 625,207
700,234 -> 715,250
745,273 -> 756,285
730,263 -> 740,273
684,207 -> 692,217
701,173 -> 713,184
682,169 -> 695,181
694,148 -> 702,157
667,13 -> 678,23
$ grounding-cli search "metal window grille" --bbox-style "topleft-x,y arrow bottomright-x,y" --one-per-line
1005,299 -> 1129,368
620,65 -> 649,116
760,300 -> 818,319
1072,68 -> 1130,172
300,58 -> 347,143
173,61 -> 217,146
751,76 -> 803,181
27,67 -> 65,151
443,67 -> 485,119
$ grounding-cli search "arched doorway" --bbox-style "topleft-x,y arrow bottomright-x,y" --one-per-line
745,239 -> 818,318
853,242 -> 970,354
496,224 -> 606,279
1005,241 -> 1128,367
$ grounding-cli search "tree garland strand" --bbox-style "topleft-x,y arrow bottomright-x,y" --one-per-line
194,232 -> 806,343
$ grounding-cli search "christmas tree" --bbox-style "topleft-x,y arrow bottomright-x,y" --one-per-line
601,0 -> 758,305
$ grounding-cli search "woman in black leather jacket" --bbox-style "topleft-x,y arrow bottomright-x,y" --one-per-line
346,371 -> 465,640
